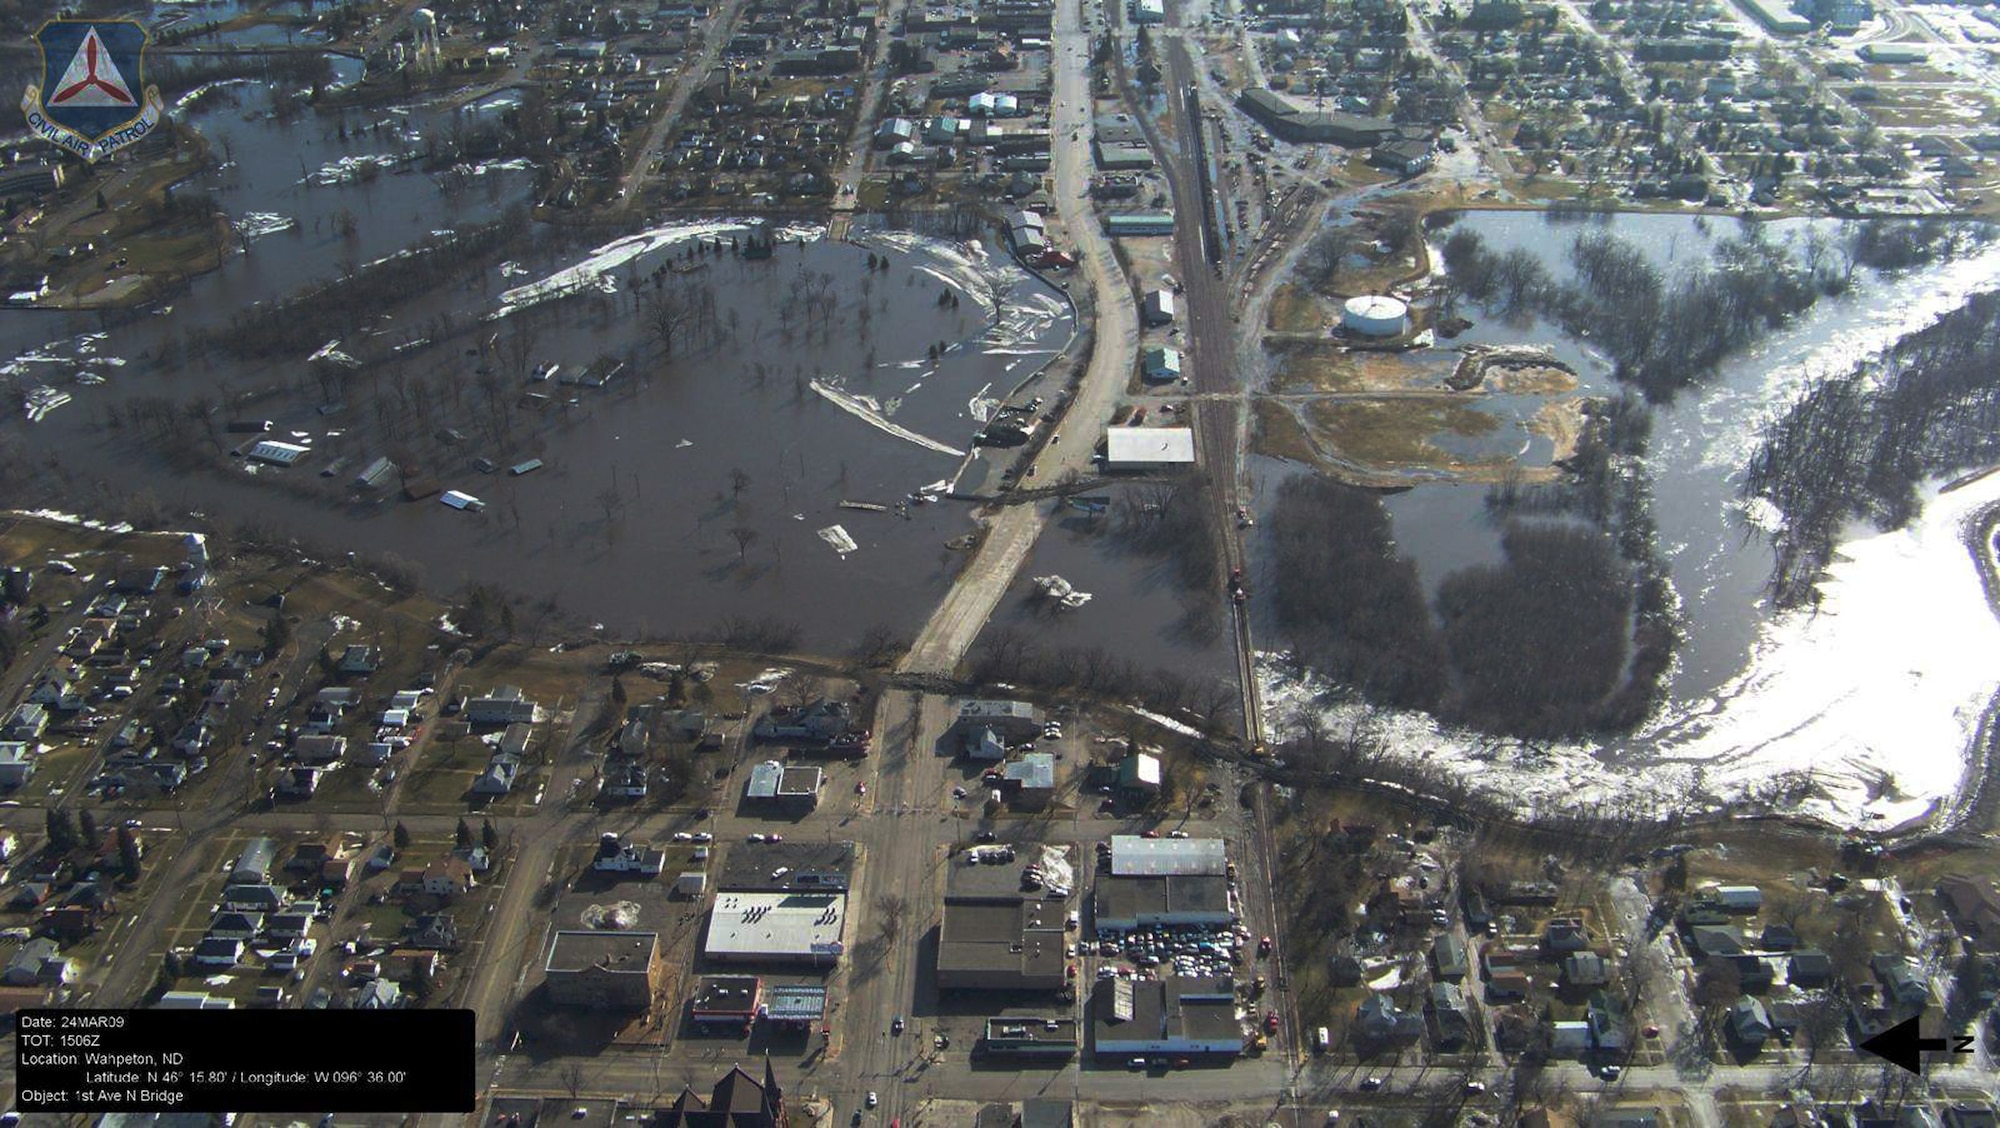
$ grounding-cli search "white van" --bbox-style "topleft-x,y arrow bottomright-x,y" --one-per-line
1314,1027 -> 1332,1054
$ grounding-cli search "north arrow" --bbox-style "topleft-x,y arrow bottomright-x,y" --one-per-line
1858,1015 -> 1971,1077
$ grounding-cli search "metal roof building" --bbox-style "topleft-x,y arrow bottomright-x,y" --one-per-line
745,760 -> 786,800
1109,836 -> 1226,876
247,440 -> 309,466
1003,752 -> 1056,791
762,982 -> 829,1026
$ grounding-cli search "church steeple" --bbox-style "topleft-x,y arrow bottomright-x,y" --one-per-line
762,1054 -> 783,1124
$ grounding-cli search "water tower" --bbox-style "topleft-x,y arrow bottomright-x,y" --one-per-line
410,8 -> 441,71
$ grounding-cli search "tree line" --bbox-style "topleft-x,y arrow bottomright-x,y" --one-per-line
1743,291 -> 2000,607
1268,472 -> 1671,739
203,208 -> 531,361
1438,217 -> 1991,402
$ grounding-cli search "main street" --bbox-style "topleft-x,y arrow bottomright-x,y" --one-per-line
897,0 -> 1140,678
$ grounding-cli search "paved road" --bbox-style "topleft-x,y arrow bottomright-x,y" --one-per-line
896,0 -> 1139,678
607,0 -> 748,218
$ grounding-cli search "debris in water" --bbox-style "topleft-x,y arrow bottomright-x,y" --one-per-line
818,525 -> 860,556
23,387 -> 70,421
1034,575 -> 1092,609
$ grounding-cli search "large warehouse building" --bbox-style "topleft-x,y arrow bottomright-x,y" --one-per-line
1108,836 -> 1226,876
1096,837 -> 1232,930
937,846 -> 1074,992
1090,978 -> 1242,1058
1094,874 -> 1232,930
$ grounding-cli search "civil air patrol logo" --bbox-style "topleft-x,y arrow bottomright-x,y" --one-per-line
22,20 -> 165,162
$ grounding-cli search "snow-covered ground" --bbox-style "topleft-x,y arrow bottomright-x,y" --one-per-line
1264,470 -> 2000,830
489,219 -> 825,319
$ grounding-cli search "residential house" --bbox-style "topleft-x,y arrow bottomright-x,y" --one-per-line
1551,1020 -> 1591,1057
1544,918 -> 1589,953
3,704 -> 48,742
219,884 -> 289,911
1429,981 -> 1472,1046
1943,1108 -> 2000,1128
382,949 -> 440,984
3,938 -> 70,987
0,745 -> 35,789
406,912 -> 460,951
1487,971 -> 1532,1002
206,911 -> 265,940
1713,953 -> 1775,994
191,937 -> 244,969
287,837 -> 345,874
336,645 -> 379,675
464,686 -> 538,725
400,858 -> 475,898
1356,991 -> 1425,1043
1586,991 -> 1627,1053
25,670 -> 76,709
38,904 -> 103,943
292,735 -> 347,766
1789,949 -> 1834,989
1687,925 -> 1746,958
266,911 -> 312,940
471,754 -> 519,795
1760,923 -> 1800,951
1563,951 -> 1610,990
603,759 -> 648,799
1433,933 -> 1468,981
277,766 -> 326,798
1938,875 -> 2000,947
1728,996 -> 1772,1047
1871,954 -> 1929,1010
357,979 -> 402,1009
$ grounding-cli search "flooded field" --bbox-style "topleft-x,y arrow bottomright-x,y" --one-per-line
0,67 -> 1076,653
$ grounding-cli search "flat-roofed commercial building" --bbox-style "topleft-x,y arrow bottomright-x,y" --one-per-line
982,1016 -> 1079,1058
1108,836 -> 1226,876
1090,978 -> 1241,1057
705,892 -> 848,966
1094,874 -> 1232,931
544,930 -> 664,1010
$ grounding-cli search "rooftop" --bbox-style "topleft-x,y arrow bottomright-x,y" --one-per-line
1095,874 -> 1230,922
1109,836 -> 1226,876
716,841 -> 854,892
1104,427 -> 1195,466
545,930 -> 658,975
705,892 -> 848,957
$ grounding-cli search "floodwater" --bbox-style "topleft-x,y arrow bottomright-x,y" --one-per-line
984,490 -> 1235,685
1278,208 -> 2000,709
0,60 -> 1078,653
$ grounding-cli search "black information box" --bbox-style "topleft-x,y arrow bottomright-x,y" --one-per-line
14,1008 -> 475,1112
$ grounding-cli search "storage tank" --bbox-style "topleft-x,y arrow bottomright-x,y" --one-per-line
1342,295 -> 1408,337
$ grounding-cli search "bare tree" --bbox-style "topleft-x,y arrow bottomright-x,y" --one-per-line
728,525 -> 758,561
646,284 -> 694,357
875,892 -> 908,943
